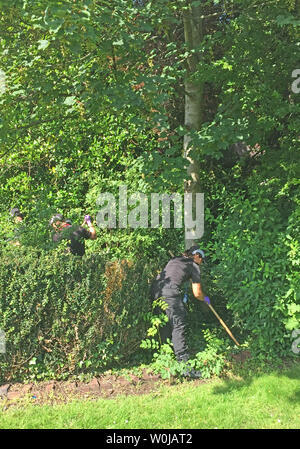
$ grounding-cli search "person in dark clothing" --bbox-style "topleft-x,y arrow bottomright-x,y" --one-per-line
150,245 -> 211,379
49,213 -> 97,256
10,207 -> 24,223
9,207 -> 25,246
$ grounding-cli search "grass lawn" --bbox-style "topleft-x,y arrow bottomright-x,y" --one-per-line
0,363 -> 299,430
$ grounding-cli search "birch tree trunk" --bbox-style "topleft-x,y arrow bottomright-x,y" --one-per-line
183,2 -> 204,249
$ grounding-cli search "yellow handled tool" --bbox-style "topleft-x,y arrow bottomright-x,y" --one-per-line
206,303 -> 240,346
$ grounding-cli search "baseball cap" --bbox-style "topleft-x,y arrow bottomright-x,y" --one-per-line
192,248 -> 205,259
10,207 -> 20,217
10,207 -> 24,219
188,246 -> 206,262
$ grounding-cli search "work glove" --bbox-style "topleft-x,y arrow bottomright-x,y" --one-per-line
84,215 -> 92,226
204,296 -> 211,305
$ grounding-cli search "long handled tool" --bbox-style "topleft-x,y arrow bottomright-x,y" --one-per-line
206,303 -> 240,346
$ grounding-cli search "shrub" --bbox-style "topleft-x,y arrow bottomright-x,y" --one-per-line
141,299 -> 228,380
208,179 -> 300,359
0,246 -> 159,382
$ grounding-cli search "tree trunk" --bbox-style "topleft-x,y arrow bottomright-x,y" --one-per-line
183,2 -> 204,249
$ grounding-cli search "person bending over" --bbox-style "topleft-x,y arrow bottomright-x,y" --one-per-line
9,207 -> 25,246
49,213 -> 96,256
150,245 -> 211,379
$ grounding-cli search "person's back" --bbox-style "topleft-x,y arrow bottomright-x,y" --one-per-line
152,256 -> 201,299
52,224 -> 90,256
50,214 -> 96,256
8,207 -> 25,246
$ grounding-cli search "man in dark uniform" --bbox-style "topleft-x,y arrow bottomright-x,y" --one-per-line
150,245 -> 211,378
9,207 -> 25,246
49,213 -> 97,256
10,207 -> 24,223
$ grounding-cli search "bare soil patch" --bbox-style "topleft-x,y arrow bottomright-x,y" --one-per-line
0,370 -> 206,409
0,351 -> 253,409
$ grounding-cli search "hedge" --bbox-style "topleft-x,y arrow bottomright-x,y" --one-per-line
208,181 -> 300,359
0,247 -> 159,383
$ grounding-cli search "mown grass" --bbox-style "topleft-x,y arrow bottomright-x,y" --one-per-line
0,363 -> 299,429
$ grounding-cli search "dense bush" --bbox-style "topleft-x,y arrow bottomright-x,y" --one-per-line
0,247 -> 160,383
208,178 -> 300,359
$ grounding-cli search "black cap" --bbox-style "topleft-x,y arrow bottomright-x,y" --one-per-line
10,207 -> 20,217
10,207 -> 24,219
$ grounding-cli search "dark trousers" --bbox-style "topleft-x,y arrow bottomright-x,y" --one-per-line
151,288 -> 190,362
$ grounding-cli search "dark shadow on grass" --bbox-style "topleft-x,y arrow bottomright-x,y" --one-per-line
287,389 -> 300,405
212,376 -> 254,396
212,361 -> 300,404
278,362 -> 300,404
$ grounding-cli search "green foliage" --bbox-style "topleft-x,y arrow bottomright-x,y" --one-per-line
0,247 -> 160,383
191,330 -> 227,378
0,0 -> 299,379
141,298 -> 228,379
208,176 -> 300,358
141,298 -> 169,341
147,330 -> 227,380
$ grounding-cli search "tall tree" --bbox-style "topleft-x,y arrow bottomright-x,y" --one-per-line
183,1 -> 205,248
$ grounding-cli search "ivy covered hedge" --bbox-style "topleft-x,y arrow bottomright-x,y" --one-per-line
0,247 -> 158,383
